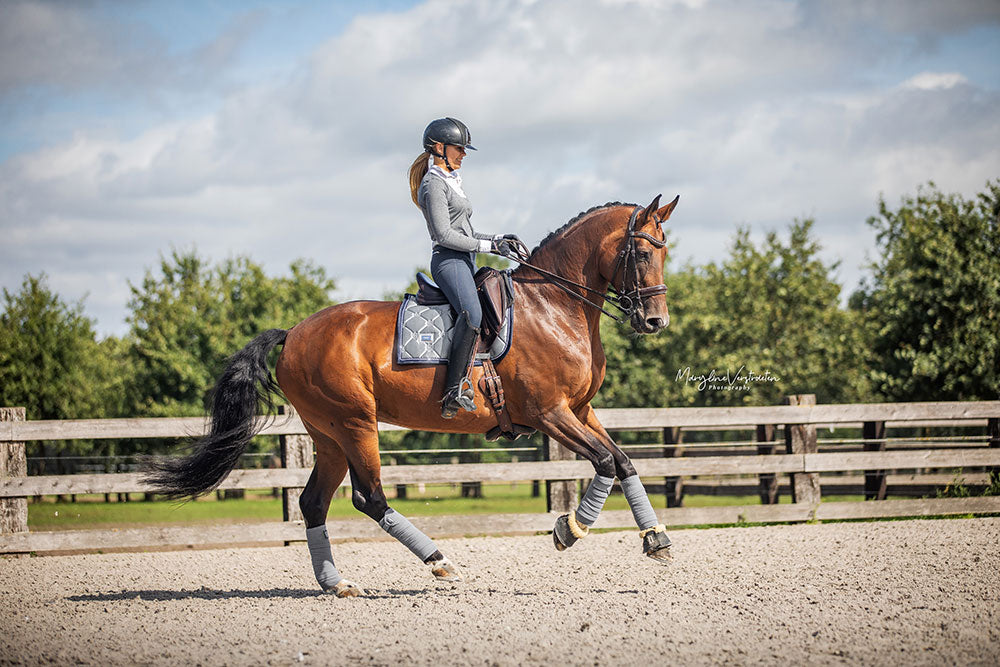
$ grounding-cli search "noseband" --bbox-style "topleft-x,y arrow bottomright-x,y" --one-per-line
607,205 -> 668,319
513,206 -> 668,324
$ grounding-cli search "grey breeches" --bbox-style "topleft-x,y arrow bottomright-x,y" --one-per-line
431,246 -> 482,328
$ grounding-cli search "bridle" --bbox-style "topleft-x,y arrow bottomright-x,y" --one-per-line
510,206 -> 668,324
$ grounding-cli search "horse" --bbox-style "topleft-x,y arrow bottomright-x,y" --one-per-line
146,193 -> 680,597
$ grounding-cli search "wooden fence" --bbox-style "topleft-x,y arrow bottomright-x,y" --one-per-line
2,399 -> 999,555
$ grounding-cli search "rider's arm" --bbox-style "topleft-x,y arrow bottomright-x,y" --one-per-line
420,177 -> 482,253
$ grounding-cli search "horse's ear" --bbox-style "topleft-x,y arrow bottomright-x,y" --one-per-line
641,194 -> 662,223
655,195 -> 680,222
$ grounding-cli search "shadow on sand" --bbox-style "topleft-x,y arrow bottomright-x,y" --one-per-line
67,587 -> 461,602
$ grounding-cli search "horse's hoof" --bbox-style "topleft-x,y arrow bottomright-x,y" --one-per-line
641,525 -> 673,565
646,545 -> 673,564
553,530 -> 567,551
430,557 -> 463,583
552,514 -> 580,551
329,579 -> 365,597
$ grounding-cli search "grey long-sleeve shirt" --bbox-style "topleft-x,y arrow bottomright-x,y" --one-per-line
418,170 -> 493,253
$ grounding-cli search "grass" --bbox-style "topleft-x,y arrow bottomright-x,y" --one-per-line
27,482 -> 870,530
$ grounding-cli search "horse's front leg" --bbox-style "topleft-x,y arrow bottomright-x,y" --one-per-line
576,404 -> 672,563
536,404 -> 625,552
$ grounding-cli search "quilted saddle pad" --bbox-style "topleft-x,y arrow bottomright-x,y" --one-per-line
395,293 -> 513,365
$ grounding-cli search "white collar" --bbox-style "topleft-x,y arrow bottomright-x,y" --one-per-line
428,162 -> 467,198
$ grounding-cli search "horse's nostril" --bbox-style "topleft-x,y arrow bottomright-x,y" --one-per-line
646,317 -> 665,330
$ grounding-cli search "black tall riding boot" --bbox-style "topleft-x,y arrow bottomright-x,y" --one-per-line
442,310 -> 480,419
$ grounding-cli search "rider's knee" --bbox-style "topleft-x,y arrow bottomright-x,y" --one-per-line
464,303 -> 482,329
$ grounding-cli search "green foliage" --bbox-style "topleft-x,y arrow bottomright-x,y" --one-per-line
0,274 -> 115,421
599,220 -> 869,408
851,181 -> 1000,401
123,250 -> 336,417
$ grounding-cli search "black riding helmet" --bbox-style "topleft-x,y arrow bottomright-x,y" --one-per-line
423,117 -> 477,158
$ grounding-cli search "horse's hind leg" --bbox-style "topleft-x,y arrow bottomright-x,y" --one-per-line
298,419 -> 364,597
337,418 -> 463,583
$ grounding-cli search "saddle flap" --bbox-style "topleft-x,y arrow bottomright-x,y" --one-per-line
474,267 -> 511,344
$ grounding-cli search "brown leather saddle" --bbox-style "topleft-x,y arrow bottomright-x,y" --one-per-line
415,267 -> 511,347
415,268 -> 535,442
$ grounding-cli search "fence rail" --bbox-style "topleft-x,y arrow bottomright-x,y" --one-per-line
2,399 -> 999,555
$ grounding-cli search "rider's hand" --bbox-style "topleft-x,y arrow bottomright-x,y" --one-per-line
493,234 -> 529,261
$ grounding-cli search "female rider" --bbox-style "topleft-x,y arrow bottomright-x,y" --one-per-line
408,117 -> 524,418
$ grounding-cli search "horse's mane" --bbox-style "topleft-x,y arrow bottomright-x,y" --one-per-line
528,201 -> 635,258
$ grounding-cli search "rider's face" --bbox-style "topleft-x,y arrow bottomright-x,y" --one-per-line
435,143 -> 467,170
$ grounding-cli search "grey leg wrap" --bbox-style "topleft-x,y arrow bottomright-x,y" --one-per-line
621,475 -> 658,530
379,509 -> 438,561
575,474 -> 615,527
306,525 -> 343,590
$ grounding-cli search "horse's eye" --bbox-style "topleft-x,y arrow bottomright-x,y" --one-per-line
637,251 -> 652,264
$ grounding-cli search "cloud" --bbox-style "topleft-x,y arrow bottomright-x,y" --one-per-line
0,0 -> 263,98
808,0 -> 1000,34
1,0 -> 998,335
902,71 -> 969,90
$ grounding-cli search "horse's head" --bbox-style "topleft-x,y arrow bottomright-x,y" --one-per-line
603,194 -> 679,334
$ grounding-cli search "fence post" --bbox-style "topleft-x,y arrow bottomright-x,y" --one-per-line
663,427 -> 684,507
279,405 -> 313,523
756,424 -> 779,504
1,407 -> 28,557
784,394 -> 821,506
459,434 -> 483,498
989,418 -> 999,488
863,421 -> 887,500
543,435 -> 578,514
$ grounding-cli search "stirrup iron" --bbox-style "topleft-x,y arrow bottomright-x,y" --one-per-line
455,377 -> 477,412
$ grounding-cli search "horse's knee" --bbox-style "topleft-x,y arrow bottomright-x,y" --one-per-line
614,455 -> 637,480
592,452 -> 616,478
351,486 -> 389,522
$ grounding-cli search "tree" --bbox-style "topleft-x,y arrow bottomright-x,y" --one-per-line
124,250 -> 336,417
598,219 -> 869,408
0,274 -> 113,422
851,181 -> 1000,401
0,275 -> 122,463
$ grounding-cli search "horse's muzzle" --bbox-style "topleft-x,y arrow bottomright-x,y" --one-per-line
631,312 -> 669,334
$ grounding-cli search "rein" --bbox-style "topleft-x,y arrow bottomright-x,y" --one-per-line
510,206 -> 667,324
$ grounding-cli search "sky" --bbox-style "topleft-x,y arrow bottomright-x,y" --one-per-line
2,0 -> 998,338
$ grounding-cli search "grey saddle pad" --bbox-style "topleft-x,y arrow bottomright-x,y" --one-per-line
395,293 -> 513,365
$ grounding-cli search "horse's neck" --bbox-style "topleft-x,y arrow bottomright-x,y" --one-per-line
516,217 -> 615,337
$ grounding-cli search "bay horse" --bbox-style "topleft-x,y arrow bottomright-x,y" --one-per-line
146,194 -> 679,597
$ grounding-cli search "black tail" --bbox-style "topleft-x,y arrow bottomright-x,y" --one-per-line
143,328 -> 288,501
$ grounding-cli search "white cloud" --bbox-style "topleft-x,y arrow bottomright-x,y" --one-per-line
902,71 -> 969,90
1,0 -> 998,335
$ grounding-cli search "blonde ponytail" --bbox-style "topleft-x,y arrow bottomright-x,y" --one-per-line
408,151 -> 431,208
